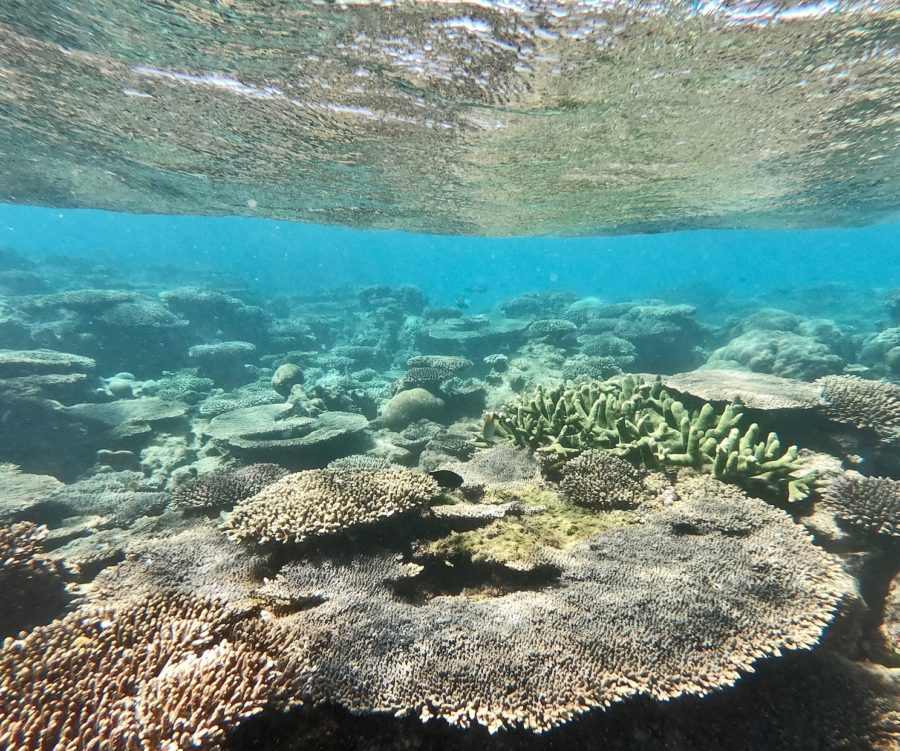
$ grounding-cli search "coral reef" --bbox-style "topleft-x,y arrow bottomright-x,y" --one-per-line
663,369 -> 821,410
421,484 -> 639,570
224,468 -> 439,545
0,463 -> 64,521
822,474 -> 900,539
267,493 -> 848,733
0,594 -> 304,751
380,387 -> 446,429
486,376 -> 813,500
271,362 -> 304,396
708,329 -> 845,381
188,340 -> 257,388
203,405 -> 369,465
171,463 -> 289,511
559,450 -> 650,510
0,522 -> 70,637
817,375 -> 900,445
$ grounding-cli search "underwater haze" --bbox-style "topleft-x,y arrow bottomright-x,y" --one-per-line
1,2 -> 900,751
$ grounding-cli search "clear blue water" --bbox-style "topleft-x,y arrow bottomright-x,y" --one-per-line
3,203 -> 898,312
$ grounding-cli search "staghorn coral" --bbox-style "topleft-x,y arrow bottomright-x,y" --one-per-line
817,375 -> 900,445
822,474 -> 900,538
268,493 -> 848,733
171,463 -> 289,511
559,449 -> 649,510
485,376 -> 813,501
224,468 -> 439,545
0,522 -> 70,637
0,593 -> 304,751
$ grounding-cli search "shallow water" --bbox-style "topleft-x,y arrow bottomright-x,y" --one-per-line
0,3 -> 899,749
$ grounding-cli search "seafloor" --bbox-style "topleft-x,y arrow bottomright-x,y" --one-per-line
0,245 -> 898,750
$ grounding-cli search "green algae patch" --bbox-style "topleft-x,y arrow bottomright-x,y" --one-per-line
423,485 -> 643,569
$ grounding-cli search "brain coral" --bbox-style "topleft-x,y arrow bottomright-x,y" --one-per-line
822,473 -> 900,538
559,449 -> 648,509
0,594 -> 303,751
224,468 -> 439,544
267,492 -> 848,733
171,463 -> 289,511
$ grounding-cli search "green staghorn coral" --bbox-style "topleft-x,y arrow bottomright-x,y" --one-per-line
483,375 -> 813,501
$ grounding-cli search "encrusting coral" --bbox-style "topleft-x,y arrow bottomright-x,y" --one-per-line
822,473 -> 900,539
485,376 -> 813,501
0,593 -> 305,751
224,467 -> 439,544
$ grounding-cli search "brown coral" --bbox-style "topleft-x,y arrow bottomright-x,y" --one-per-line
822,473 -> 900,538
171,463 -> 289,511
817,375 -> 900,444
224,468 -> 439,545
559,449 -> 648,509
266,492 -> 849,733
0,594 -> 304,751
0,522 -> 70,638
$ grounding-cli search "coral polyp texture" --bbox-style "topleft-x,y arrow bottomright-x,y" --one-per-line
0,594 -> 304,751
559,450 -> 648,510
822,474 -> 900,539
0,522 -> 70,638
485,376 -> 812,500
171,463 -> 289,511
224,467 -> 439,544
268,493 -> 848,734
817,375 -> 900,445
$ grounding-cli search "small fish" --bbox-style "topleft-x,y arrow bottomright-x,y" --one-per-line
428,469 -> 464,489
455,295 -> 469,309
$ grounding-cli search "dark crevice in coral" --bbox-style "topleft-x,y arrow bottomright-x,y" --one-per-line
855,543 -> 900,666
388,558 -> 561,604
223,652 -> 897,751
671,522 -> 704,536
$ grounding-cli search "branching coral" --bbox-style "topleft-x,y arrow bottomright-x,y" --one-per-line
485,376 -> 813,500
0,594 -> 305,751
0,522 -> 70,637
224,468 -> 439,545
817,375 -> 900,445
821,473 -> 900,538
171,463 -> 289,511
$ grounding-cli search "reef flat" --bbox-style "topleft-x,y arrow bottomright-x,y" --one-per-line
1,248 -> 899,749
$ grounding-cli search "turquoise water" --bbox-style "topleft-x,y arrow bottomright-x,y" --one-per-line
3,203 -> 898,312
